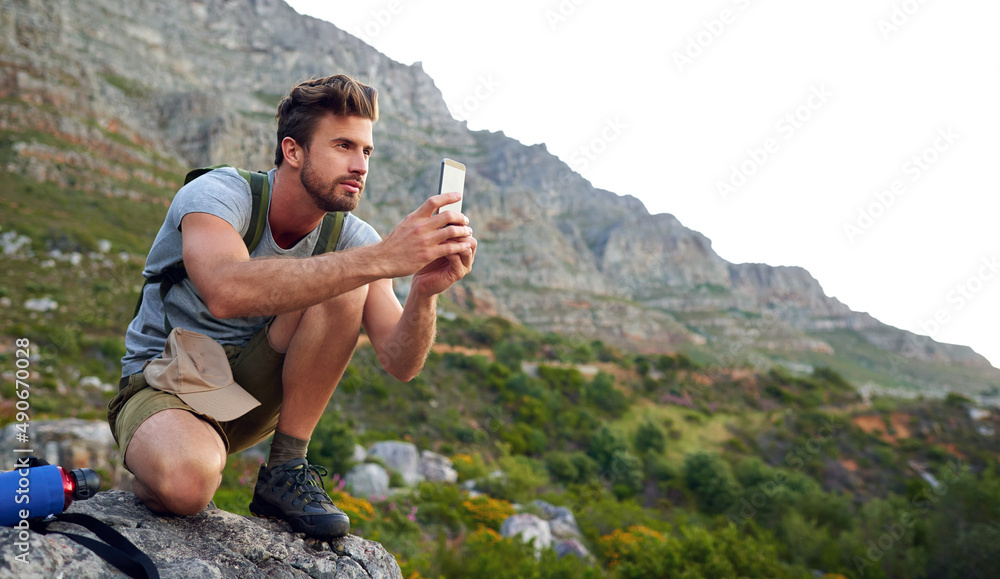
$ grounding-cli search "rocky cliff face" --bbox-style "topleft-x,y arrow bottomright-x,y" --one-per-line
1,0 -> 996,385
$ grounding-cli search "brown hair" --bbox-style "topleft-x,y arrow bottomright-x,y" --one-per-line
273,74 -> 379,166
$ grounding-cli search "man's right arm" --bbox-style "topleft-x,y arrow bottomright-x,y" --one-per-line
181,192 -> 473,320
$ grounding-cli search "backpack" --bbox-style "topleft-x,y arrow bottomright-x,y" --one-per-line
133,165 -> 346,332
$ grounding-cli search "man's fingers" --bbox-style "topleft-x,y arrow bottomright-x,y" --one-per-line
434,224 -> 473,244
419,192 -> 464,217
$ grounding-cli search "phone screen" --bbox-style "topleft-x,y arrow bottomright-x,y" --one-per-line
436,158 -> 466,217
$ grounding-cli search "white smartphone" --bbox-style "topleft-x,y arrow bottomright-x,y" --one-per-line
436,158 -> 466,219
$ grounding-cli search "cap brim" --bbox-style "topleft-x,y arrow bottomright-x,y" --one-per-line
177,383 -> 261,422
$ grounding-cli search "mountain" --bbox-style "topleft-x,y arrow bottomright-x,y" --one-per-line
1,0 -> 997,397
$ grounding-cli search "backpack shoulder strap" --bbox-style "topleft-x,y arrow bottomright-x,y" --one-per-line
132,167 -> 270,326
312,211 -> 346,256
233,168 -> 270,253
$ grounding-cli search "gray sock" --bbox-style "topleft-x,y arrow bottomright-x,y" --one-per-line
267,430 -> 310,468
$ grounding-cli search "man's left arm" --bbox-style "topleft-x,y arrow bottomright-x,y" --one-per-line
363,237 -> 477,382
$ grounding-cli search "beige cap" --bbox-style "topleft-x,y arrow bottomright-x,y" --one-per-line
143,328 -> 261,422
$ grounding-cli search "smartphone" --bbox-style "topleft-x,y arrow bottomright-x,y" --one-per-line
436,158 -> 466,219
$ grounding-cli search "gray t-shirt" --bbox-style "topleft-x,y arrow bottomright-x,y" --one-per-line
122,167 -> 381,377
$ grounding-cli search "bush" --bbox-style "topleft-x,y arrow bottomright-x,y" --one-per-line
545,451 -> 579,485
435,528 -> 598,579
451,452 -> 489,482
480,455 -> 549,503
585,372 -> 629,417
460,495 -> 516,530
683,452 -> 739,515
307,409 -> 357,476
633,421 -> 666,455
587,426 -> 628,471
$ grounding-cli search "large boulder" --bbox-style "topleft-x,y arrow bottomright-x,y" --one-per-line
367,442 -> 420,486
531,499 -> 582,539
417,450 -> 458,484
345,463 -> 390,499
0,490 -> 402,578
0,419 -> 132,491
499,514 -> 552,554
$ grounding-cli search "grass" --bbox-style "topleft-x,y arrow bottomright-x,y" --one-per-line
610,401 -> 766,462
100,73 -> 149,99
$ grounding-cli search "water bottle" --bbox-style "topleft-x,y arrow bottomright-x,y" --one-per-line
1,459 -> 102,527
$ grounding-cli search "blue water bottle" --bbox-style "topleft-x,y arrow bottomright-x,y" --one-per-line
1,459 -> 102,526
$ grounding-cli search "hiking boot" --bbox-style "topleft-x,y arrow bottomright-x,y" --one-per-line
248,458 -> 350,539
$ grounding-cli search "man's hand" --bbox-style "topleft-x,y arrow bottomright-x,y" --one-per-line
378,192 -> 477,289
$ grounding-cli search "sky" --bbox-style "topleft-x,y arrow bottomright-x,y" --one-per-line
285,0 -> 999,370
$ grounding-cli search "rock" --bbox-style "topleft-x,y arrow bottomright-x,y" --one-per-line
500,514 -> 552,554
345,463 -> 389,499
417,450 -> 457,484
78,376 -> 114,392
0,490 -> 402,578
352,444 -> 368,464
0,419 -> 131,491
367,442 -> 420,486
0,230 -> 31,256
23,298 -> 58,312
531,499 -> 581,539
554,538 -> 593,561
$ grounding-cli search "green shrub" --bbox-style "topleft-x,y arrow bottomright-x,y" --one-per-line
683,452 -> 739,515
307,409 -> 357,476
633,421 -> 666,455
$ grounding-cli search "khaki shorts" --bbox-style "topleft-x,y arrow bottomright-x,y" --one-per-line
107,325 -> 285,467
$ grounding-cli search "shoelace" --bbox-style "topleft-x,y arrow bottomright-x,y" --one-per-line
285,464 -> 331,503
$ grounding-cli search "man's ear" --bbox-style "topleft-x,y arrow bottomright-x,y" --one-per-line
281,137 -> 305,169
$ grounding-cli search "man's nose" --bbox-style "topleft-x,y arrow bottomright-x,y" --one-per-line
349,151 -> 368,175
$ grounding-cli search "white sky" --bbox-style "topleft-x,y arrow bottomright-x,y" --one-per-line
286,0 -> 1000,369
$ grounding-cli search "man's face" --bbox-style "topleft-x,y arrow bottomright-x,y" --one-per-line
299,113 -> 374,213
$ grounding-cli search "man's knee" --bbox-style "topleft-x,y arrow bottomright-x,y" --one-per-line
268,286 -> 368,353
127,410 -> 226,515
138,459 -> 221,515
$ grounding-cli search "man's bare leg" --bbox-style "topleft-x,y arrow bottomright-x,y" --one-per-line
125,288 -> 365,517
247,287 -> 367,539
267,285 -> 368,440
125,409 -> 226,515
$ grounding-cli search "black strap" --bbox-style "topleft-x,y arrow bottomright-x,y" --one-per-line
236,169 -> 269,250
31,513 -> 159,578
312,211 -> 346,256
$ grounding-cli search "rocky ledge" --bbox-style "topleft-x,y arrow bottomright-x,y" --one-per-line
0,490 -> 402,579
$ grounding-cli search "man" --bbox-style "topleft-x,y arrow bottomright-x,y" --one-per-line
107,74 -> 476,539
